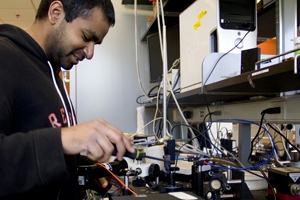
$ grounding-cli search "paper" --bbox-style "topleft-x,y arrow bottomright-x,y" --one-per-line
168,192 -> 198,200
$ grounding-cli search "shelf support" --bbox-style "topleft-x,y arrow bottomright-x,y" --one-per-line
238,123 -> 252,167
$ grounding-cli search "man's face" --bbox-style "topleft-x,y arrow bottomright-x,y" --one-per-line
45,7 -> 110,70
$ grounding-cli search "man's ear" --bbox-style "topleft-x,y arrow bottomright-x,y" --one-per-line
48,1 -> 64,24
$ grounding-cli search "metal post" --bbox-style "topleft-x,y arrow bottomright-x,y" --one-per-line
276,0 -> 297,56
238,123 -> 251,167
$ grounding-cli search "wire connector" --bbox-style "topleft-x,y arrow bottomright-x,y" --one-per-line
213,111 -> 222,116
261,107 -> 281,114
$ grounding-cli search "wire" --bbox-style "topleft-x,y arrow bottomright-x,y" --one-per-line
133,0 -> 152,101
156,1 -> 163,59
128,117 -> 173,142
202,29 -> 251,87
267,123 -> 300,154
170,123 -> 225,169
200,30 -> 252,150
153,84 -> 164,138
255,166 -> 277,200
92,179 -> 118,200
203,119 -> 245,167
248,111 -> 266,163
208,118 -> 275,171
175,141 -> 207,155
152,68 -> 180,139
95,163 -> 138,196
145,58 -> 181,139
271,124 -> 289,157
166,71 -> 200,148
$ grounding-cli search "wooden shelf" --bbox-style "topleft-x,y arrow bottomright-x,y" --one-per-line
146,57 -> 300,108
204,58 -> 300,94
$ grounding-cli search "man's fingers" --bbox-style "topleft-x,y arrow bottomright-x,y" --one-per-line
95,120 -> 135,159
123,137 -> 135,153
98,177 -> 109,188
61,119 -> 135,163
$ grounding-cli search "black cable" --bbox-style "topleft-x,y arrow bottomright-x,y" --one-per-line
170,122 -> 225,169
202,29 -> 251,87
267,123 -> 300,154
248,112 -> 266,164
202,93 -> 213,125
255,166 -> 277,200
200,30 -> 252,147
135,95 -> 152,105
144,155 -> 165,162
147,84 -> 160,98
202,94 -> 224,157
252,129 -> 267,149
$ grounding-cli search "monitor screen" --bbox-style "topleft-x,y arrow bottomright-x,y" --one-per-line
147,25 -> 180,83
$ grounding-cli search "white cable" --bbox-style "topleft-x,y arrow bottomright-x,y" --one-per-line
47,61 -> 71,127
152,83 -> 172,139
168,58 -> 180,72
262,123 -> 280,163
156,0 -> 199,145
153,84 -> 162,137
134,0 -> 152,101
159,0 -> 166,33
157,0 -> 168,139
152,58 -> 180,138
176,141 -> 209,156
162,33 -> 167,139
272,123 -> 291,160
152,1 -> 172,139
129,117 -> 173,141
165,73 -> 200,149
156,2 -> 163,59
152,0 -> 168,139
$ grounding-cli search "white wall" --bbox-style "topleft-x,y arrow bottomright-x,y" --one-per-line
70,1 -> 153,133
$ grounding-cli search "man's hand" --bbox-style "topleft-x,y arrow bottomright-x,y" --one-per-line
98,176 -> 123,195
61,119 -> 135,162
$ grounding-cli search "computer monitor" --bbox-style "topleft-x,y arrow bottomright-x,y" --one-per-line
147,25 -> 180,83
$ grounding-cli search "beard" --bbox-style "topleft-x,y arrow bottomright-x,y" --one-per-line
45,20 -> 74,70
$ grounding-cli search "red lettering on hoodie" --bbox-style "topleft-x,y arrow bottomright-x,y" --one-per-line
60,108 -> 67,124
48,113 -> 62,127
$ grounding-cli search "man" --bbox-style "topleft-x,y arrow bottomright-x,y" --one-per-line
0,0 -> 134,199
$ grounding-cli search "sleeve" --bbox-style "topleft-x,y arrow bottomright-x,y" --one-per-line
0,37 -> 70,196
0,128 -> 70,196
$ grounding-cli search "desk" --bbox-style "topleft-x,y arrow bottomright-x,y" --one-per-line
112,191 -> 204,200
110,187 -> 267,200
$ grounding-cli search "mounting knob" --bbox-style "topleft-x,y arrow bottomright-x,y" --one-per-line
148,163 -> 160,178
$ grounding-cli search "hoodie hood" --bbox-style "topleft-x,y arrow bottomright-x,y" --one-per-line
0,24 -> 76,132
0,24 -> 58,72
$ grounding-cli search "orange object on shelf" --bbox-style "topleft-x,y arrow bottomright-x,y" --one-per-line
257,38 -> 276,55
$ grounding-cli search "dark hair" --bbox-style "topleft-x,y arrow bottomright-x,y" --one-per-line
35,0 -> 115,26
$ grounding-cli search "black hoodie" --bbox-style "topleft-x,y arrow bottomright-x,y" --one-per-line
0,24 -> 93,199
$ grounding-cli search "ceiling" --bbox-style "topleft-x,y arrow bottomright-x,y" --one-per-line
0,0 -> 40,30
0,0 -> 298,36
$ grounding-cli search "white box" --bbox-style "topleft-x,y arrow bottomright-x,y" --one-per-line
179,0 -> 257,93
